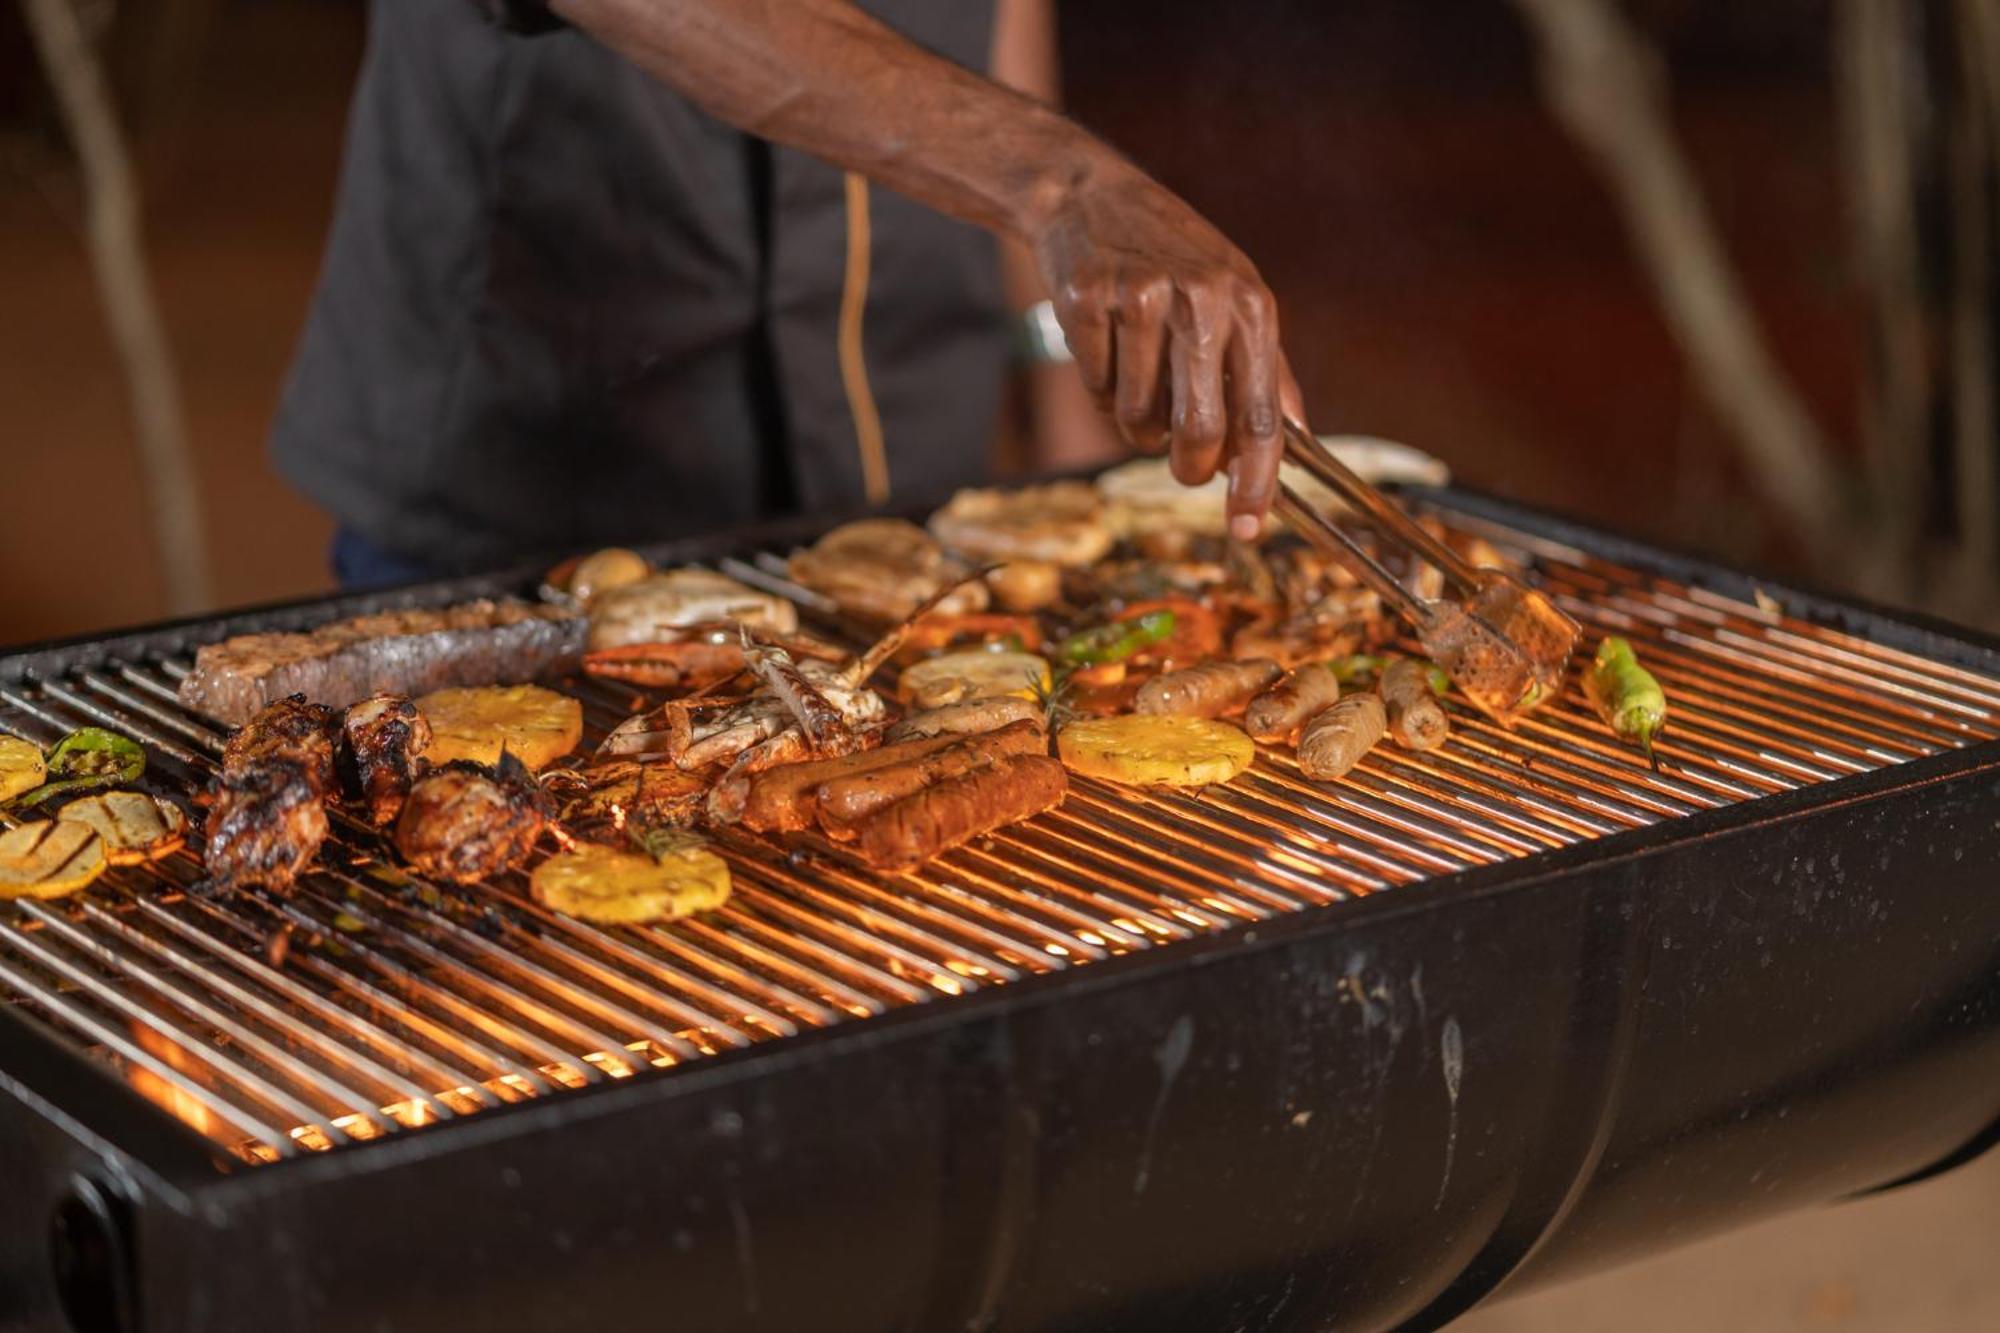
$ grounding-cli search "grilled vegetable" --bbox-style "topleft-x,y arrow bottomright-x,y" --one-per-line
417,685 -> 583,771
1244,663 -> 1342,743
900,650 -> 1051,710
1327,654 -> 1388,686
1133,658 -> 1282,719
1296,695 -> 1386,782
899,614 -> 1044,658
531,835 -> 730,924
56,792 -> 189,865
8,728 -> 146,810
1583,636 -> 1667,763
0,736 -> 46,804
1057,716 -> 1255,787
1051,610 -> 1177,668
0,820 -> 108,899
1119,598 -> 1225,668
1381,657 -> 1450,752
1327,654 -> 1449,694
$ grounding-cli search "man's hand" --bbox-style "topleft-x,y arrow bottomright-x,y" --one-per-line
1030,165 -> 1299,539
551,0 -> 1301,532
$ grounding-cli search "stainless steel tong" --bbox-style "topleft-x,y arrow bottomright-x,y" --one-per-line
1271,422 -> 1579,721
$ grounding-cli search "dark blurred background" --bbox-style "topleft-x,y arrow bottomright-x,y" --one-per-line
2,0 -> 1997,1324
10,0 -> 1996,644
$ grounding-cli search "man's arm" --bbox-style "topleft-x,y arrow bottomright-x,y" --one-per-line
989,0 -> 1125,474
547,0 -> 1294,539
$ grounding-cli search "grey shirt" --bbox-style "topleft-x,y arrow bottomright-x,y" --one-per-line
273,0 -> 1006,572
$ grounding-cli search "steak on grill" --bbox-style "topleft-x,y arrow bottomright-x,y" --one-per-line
178,601 -> 585,725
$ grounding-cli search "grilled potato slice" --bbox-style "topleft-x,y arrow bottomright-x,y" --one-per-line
417,685 -> 583,771
0,820 -> 108,898
899,650 -> 1051,710
0,736 -> 45,804
1056,715 -> 1254,787
531,841 -> 731,924
56,792 -> 188,865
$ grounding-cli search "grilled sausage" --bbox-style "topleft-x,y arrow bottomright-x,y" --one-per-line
1381,658 -> 1449,752
817,720 -> 1047,838
1244,663 -> 1343,743
1296,695 -> 1386,782
855,754 -> 1068,872
1133,658 -> 1282,719
733,735 -> 961,833
884,696 -> 1044,744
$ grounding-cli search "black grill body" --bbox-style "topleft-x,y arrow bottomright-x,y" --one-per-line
2,491 -> 1998,1333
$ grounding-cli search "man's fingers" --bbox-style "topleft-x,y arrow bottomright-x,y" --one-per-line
1223,288 -> 1284,541
1056,274 -> 1115,399
1166,293 -> 1228,488
1112,281 -> 1170,453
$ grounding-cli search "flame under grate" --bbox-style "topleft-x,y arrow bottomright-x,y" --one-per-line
3,511 -> 1998,1165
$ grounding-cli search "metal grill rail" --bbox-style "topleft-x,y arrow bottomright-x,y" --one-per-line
3,513 -> 1998,1165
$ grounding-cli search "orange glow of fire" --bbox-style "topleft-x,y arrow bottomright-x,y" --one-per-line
127,1022 -> 216,1140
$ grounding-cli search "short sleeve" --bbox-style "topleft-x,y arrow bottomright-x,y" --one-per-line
472,0 -> 567,35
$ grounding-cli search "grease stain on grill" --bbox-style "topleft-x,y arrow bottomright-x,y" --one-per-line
1133,1013 -> 1194,1195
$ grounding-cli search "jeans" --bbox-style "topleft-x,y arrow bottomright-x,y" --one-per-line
329,529 -> 439,591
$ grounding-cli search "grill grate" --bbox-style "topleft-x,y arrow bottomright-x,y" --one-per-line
3,511 -> 1998,1165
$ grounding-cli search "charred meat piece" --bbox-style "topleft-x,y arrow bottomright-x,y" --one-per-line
1133,659 -> 1283,719
221,695 -> 339,794
394,756 -> 548,885
337,694 -> 432,825
854,754 -> 1068,872
201,763 -> 329,892
552,761 -> 709,846
179,600 -> 584,726
816,720 -> 1048,838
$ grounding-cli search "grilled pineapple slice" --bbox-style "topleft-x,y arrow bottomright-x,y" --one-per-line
1056,715 -> 1254,787
0,736 -> 45,804
900,650 -> 1051,709
417,685 -> 583,771
531,840 -> 731,924
56,792 -> 188,865
0,820 -> 108,898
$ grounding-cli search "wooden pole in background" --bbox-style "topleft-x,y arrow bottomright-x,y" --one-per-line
19,0 -> 212,615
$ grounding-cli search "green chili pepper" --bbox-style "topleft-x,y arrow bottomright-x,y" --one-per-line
7,727 -> 146,810
1053,609 -> 1176,667
1328,654 -> 1450,694
1583,636 -> 1667,765
1327,655 -> 1387,685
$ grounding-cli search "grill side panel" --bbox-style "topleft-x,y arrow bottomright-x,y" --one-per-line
56,748 -> 1999,1333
